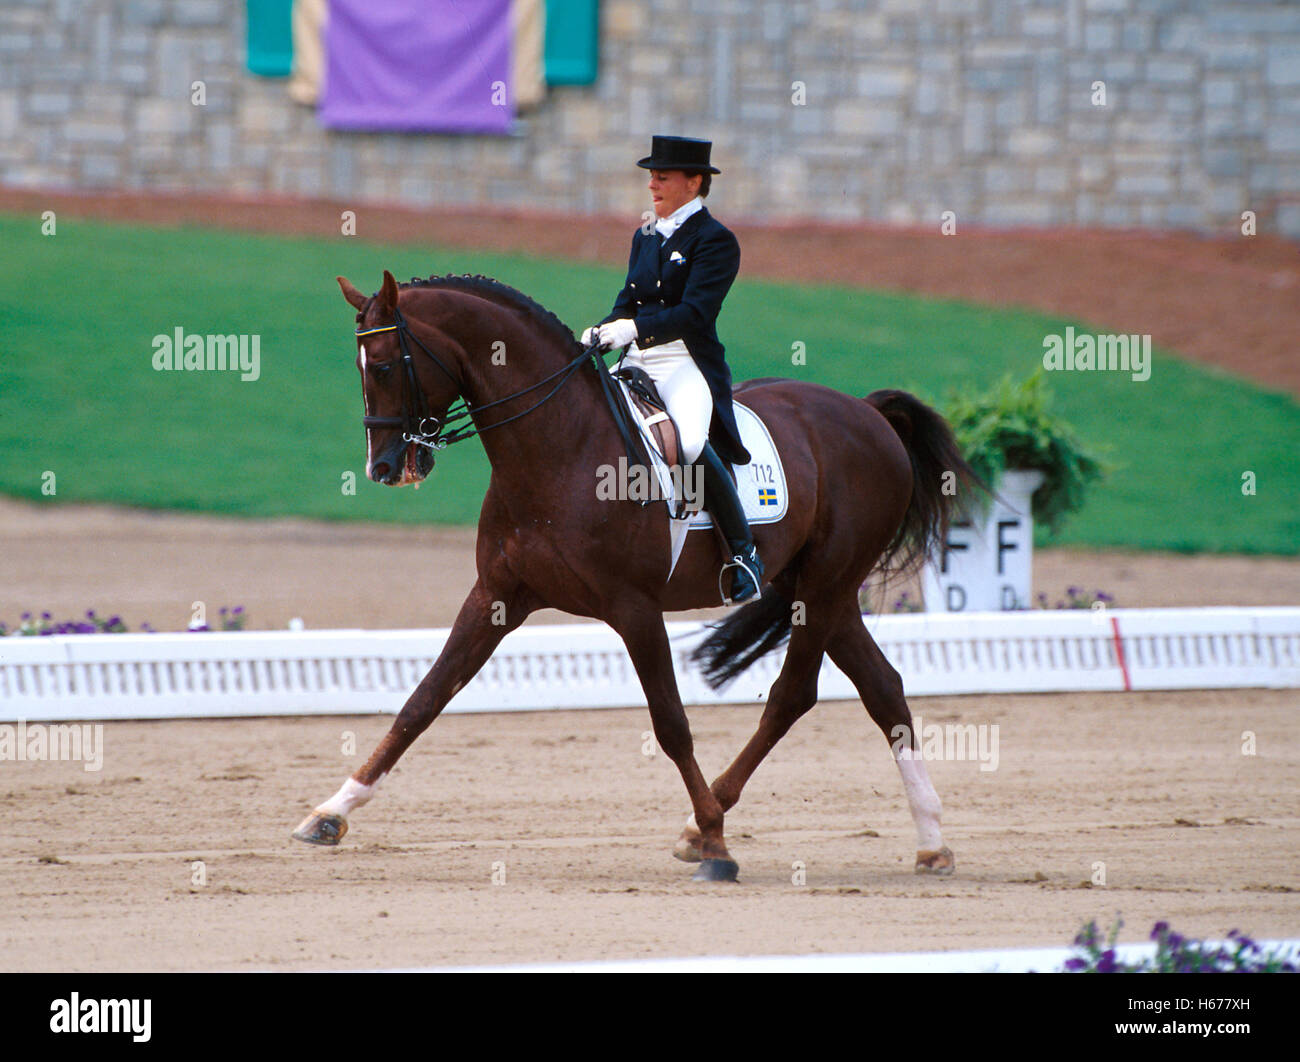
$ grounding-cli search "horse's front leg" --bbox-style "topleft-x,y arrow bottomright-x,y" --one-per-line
292,580 -> 530,845
612,607 -> 738,882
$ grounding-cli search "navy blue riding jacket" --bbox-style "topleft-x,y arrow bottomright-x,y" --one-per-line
600,206 -> 751,465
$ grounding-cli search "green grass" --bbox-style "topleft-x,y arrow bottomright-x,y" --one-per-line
1,213 -> 1296,553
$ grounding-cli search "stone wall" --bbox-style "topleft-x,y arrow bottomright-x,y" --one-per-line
1,0 -> 1298,235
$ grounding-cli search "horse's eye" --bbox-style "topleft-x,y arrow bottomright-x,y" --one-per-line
372,363 -> 394,378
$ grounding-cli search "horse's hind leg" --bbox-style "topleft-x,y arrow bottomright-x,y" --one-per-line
291,580 -> 532,845
825,606 -> 954,875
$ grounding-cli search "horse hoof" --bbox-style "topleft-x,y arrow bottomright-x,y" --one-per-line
691,858 -> 740,883
292,811 -> 348,846
915,846 -> 954,875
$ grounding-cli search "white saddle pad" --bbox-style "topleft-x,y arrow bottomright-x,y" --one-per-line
684,402 -> 789,530
616,380 -> 788,580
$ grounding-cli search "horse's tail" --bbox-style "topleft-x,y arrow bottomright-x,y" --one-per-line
691,388 -> 983,691
690,585 -> 796,690
864,388 -> 985,577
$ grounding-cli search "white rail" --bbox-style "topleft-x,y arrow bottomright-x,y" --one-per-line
0,608 -> 1296,722
391,937 -> 1300,974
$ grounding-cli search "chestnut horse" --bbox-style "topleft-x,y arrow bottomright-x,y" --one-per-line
292,269 -> 980,882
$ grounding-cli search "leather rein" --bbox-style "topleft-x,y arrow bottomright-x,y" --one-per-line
357,305 -> 598,452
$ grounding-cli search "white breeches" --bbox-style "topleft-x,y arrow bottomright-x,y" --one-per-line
620,340 -> 712,464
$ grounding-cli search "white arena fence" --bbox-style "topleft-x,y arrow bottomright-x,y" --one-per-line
0,607 -> 1296,723
393,937 -> 1300,974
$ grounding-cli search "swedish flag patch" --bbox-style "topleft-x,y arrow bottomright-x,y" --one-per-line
758,488 -> 778,506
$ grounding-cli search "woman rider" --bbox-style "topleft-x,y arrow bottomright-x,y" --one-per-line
581,135 -> 764,603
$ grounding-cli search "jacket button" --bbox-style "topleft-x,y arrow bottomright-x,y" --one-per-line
630,282 -> 636,288
656,280 -> 661,287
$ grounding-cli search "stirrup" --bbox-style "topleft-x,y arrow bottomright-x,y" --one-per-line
718,548 -> 763,605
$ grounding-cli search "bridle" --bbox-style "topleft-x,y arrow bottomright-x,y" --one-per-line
357,304 -> 597,452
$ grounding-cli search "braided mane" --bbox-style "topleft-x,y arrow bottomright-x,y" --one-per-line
403,273 -> 581,353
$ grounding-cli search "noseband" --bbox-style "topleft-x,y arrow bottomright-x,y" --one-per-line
357,307 -> 456,450
357,305 -> 597,452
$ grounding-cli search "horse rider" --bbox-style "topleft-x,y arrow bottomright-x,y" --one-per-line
582,135 -> 764,603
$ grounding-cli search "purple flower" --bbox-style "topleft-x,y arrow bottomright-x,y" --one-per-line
1063,957 -> 1088,972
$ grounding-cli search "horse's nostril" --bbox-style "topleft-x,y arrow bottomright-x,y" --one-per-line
373,462 -> 390,480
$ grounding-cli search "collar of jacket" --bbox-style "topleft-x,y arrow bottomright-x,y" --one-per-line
655,195 -> 705,238
657,207 -> 710,251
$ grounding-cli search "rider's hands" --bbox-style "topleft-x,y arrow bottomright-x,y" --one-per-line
597,318 -> 639,350
580,325 -> 600,346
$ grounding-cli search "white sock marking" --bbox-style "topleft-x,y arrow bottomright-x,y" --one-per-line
895,754 -> 944,851
317,773 -> 385,818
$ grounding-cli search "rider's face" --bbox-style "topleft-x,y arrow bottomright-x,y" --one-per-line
648,169 -> 702,219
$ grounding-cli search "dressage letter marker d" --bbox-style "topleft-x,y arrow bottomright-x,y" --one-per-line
922,471 -> 1042,612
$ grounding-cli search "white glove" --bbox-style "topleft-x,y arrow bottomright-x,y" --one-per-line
597,318 -> 639,350
580,325 -> 600,346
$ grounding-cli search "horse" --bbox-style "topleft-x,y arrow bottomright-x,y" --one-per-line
291,269 -> 981,882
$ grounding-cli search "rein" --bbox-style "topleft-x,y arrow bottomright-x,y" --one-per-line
358,305 -> 598,451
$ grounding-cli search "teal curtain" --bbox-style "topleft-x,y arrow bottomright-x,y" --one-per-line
544,0 -> 598,85
247,0 -> 294,77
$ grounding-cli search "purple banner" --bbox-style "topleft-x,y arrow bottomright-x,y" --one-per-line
320,0 -> 513,134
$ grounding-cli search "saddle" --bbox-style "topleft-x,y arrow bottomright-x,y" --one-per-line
613,365 -> 682,471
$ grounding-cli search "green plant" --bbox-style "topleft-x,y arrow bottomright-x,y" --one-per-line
944,371 -> 1108,534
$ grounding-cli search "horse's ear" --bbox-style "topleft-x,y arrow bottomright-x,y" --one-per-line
337,276 -> 366,310
378,270 -> 399,314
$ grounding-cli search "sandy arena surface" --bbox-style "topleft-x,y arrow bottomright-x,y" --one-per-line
0,691 -> 1294,971
0,498 -> 1297,971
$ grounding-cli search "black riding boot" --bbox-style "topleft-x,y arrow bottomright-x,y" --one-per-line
697,442 -> 764,603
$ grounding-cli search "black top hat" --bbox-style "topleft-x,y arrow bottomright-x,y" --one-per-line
637,135 -> 721,174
